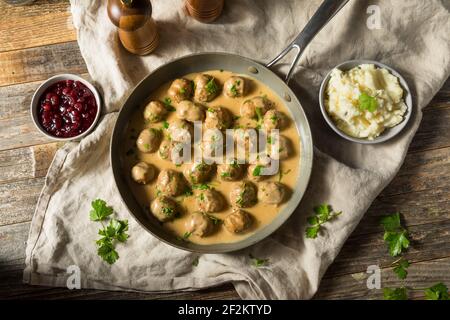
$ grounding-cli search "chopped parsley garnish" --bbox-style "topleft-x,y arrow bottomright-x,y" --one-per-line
89,199 -> 129,265
179,87 -> 186,94
249,254 -> 269,267
306,204 -> 342,239
192,256 -> 199,266
221,172 -> 231,178
358,92 -> 378,112
163,97 -> 176,112
162,121 -> 169,129
161,207 -> 174,216
206,214 -> 223,225
192,183 -> 210,190
205,78 -> 219,95
252,165 -> 263,177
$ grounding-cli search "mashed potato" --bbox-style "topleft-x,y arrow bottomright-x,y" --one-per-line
325,64 -> 407,140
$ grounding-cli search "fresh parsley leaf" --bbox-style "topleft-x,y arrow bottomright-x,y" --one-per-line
392,258 -> 410,280
249,254 -> 269,267
384,231 -> 410,257
424,283 -> 449,300
97,238 -> 119,265
383,287 -> 408,300
221,172 -> 231,178
162,121 -> 169,129
380,212 -> 402,232
89,199 -> 113,221
306,204 -> 342,239
306,226 -> 320,239
380,213 -> 409,257
255,107 -> 263,123
358,92 -> 378,112
183,231 -> 192,239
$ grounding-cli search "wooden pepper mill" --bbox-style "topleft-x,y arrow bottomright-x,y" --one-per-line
185,0 -> 224,23
107,0 -> 159,55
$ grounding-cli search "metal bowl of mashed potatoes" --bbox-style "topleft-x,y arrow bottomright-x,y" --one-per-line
319,60 -> 413,144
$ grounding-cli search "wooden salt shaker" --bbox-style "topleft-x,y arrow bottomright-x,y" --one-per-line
185,0 -> 224,23
107,0 -> 159,55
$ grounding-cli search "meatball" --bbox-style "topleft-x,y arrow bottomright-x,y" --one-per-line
257,181 -> 285,205
263,110 -> 286,131
229,181 -> 257,208
168,119 -> 193,143
185,212 -> 214,237
195,189 -> 225,213
131,162 -> 156,184
176,100 -> 205,122
156,169 -> 186,197
168,78 -> 193,103
183,162 -> 214,184
223,76 -> 245,98
267,134 -> 292,160
158,140 -> 185,162
240,96 -> 273,119
136,128 -> 161,153
143,101 -> 168,123
224,209 -> 252,234
217,160 -> 243,181
205,106 -> 233,130
150,196 -> 178,222
194,74 -> 220,102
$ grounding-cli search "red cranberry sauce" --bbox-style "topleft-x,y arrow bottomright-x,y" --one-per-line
38,80 -> 98,138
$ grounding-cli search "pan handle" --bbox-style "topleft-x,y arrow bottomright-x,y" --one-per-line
266,0 -> 350,84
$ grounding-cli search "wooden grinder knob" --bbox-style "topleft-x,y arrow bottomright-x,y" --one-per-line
107,0 -> 159,55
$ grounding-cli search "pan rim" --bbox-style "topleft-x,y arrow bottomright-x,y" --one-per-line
110,51 -> 314,253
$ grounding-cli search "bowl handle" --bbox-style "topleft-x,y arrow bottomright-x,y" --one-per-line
266,0 -> 350,84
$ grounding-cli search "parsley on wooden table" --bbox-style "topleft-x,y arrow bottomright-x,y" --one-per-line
380,212 -> 410,257
384,283 -> 449,300
89,199 -> 129,265
392,257 -> 410,280
305,204 -> 342,239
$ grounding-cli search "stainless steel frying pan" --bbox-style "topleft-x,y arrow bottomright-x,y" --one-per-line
111,0 -> 349,253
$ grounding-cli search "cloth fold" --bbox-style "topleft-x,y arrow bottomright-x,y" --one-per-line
24,0 -> 450,299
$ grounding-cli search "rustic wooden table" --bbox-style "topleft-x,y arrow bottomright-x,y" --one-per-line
0,1 -> 449,300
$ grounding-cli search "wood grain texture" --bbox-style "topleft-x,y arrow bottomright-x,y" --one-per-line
0,0 -> 76,53
0,41 -> 86,87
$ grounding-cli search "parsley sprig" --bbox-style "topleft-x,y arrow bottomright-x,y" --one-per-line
358,92 -> 378,112
380,213 -> 410,257
392,257 -> 410,280
384,283 -> 449,300
306,204 -> 342,239
89,199 -> 129,265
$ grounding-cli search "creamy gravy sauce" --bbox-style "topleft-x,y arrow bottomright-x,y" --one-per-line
122,70 -> 301,245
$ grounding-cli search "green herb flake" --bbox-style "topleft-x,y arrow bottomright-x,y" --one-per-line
383,287 -> 408,300
192,256 -> 199,267
252,165 -> 263,177
249,254 -> 269,267
205,78 -> 219,95
424,283 -> 450,300
380,213 -> 410,257
162,121 -> 169,129
392,258 -> 410,280
163,97 -> 176,112
358,92 -> 378,112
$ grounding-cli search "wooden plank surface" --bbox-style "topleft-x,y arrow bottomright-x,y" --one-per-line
0,0 -> 76,53
0,0 -> 449,300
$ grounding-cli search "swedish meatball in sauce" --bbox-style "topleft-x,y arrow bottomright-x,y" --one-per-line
122,70 -> 300,245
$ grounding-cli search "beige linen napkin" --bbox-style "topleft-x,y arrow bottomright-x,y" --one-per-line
23,0 -> 450,299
